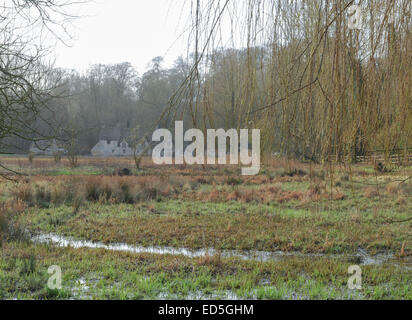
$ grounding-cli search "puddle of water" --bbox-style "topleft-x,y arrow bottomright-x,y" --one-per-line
356,248 -> 393,266
70,277 -> 92,300
160,285 -> 364,300
31,233 -> 295,261
31,232 -> 400,266
65,279 -> 367,300
157,290 -> 241,300
32,233 -> 217,258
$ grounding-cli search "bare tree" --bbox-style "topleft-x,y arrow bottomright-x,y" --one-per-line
0,0 -> 84,177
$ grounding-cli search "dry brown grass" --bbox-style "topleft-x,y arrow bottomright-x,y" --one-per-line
400,241 -> 407,257
3,155 -> 411,209
386,182 -> 400,195
0,200 -> 27,243
12,183 -> 33,203
0,156 -> 152,168
332,192 -> 345,201
400,182 -> 412,196
190,184 -> 339,204
263,156 -> 314,171
364,187 -> 379,198
351,212 -> 361,223
197,251 -> 222,267
244,175 -> 273,185
395,196 -> 407,206
84,176 -> 172,203
6,171 -> 354,206
277,191 -> 304,203
9,175 -> 177,206
12,178 -> 79,206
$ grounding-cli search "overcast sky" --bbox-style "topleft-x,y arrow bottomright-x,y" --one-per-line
54,0 -> 191,74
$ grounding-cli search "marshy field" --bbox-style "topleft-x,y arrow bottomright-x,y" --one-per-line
0,156 -> 411,300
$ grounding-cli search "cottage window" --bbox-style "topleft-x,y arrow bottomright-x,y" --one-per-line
107,140 -> 111,144
123,149 -> 126,154
122,142 -> 126,148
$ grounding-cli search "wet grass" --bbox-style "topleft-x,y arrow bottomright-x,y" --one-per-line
1,156 -> 411,299
18,200 -> 411,254
0,241 -> 411,300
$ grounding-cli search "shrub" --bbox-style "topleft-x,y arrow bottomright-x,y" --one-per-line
53,152 -> 62,163
28,153 -> 35,164
196,177 -> 209,184
67,152 -> 78,168
34,184 -> 51,207
239,189 -> 264,203
117,181 -> 134,203
277,191 -> 304,203
18,255 -> 37,276
168,176 -> 186,193
226,176 -> 242,186
51,183 -> 67,206
197,252 -> 222,267
140,182 -> 162,201
72,196 -> 84,214
13,183 -> 33,205
308,183 -> 322,196
62,181 -> 79,204
340,174 -> 350,182
85,177 -> 103,201
0,205 -> 27,244
364,187 -> 379,198
0,207 -> 9,243
134,156 -> 142,169
395,196 -> 407,206
374,162 -> 385,173
333,192 -> 345,200
205,189 -> 221,202
386,182 -> 400,195
282,168 -> 307,177
400,182 -> 412,196
188,180 -> 200,190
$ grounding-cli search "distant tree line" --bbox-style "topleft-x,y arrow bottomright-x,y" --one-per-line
2,57 -> 192,155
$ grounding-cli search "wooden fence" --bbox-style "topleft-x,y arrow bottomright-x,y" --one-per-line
329,148 -> 412,165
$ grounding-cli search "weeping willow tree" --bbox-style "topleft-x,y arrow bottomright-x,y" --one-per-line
153,0 -> 411,166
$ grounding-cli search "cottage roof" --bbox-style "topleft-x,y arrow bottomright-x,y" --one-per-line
98,126 -> 156,149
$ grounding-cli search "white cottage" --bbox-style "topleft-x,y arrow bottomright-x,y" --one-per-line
91,127 -> 150,157
29,139 -> 66,156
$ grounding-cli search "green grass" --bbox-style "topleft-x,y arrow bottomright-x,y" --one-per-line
1,158 -> 411,299
0,240 -> 410,300
18,200 -> 411,254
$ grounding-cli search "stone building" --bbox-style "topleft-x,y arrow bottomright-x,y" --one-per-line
91,127 -> 150,157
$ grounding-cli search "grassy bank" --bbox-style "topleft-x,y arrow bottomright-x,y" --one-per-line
1,241 -> 411,300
